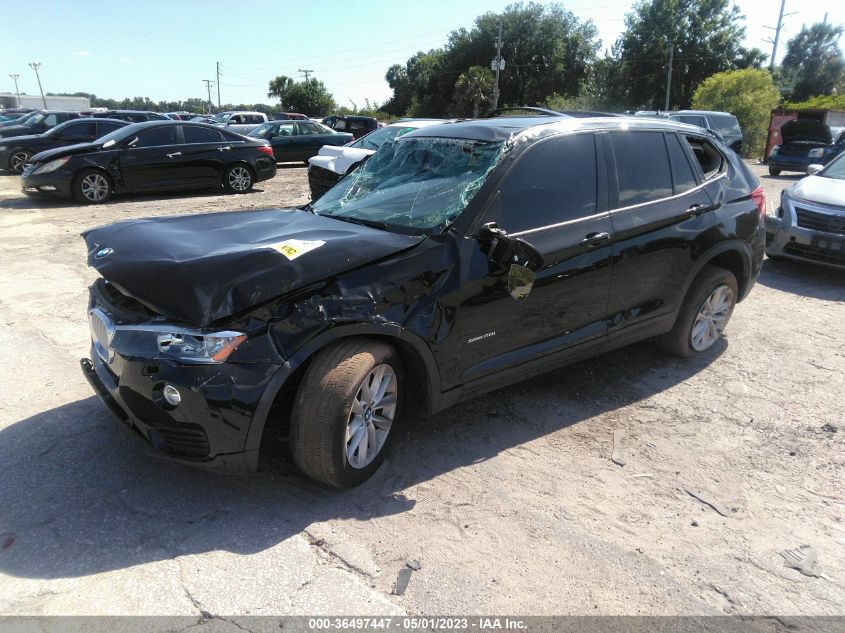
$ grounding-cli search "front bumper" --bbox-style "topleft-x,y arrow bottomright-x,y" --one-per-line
81,346 -> 282,472
765,197 -> 845,269
20,165 -> 73,197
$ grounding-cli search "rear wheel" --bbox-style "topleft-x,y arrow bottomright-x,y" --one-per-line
72,169 -> 113,204
223,164 -> 254,193
289,339 -> 402,488
9,150 -> 31,174
657,265 -> 738,357
768,166 -> 782,176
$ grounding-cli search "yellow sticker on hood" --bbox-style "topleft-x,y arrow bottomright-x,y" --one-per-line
265,239 -> 326,260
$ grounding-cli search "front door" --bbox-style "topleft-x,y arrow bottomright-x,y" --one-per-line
440,132 -> 614,388
118,125 -> 182,191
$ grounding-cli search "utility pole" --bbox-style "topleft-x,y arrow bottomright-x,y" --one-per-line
29,62 -> 46,109
664,43 -> 673,112
298,69 -> 313,82
203,79 -> 214,114
764,0 -> 796,70
216,62 -> 221,108
9,74 -> 21,107
491,17 -> 503,110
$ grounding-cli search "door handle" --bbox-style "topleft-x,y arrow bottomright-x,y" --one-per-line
166,152 -> 182,158
580,231 -> 610,246
687,203 -> 713,216
217,146 -> 232,151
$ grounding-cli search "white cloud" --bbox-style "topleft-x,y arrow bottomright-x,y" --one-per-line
72,50 -> 90,57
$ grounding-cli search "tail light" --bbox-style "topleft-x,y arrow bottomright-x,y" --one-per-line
751,185 -> 766,220
257,145 -> 274,157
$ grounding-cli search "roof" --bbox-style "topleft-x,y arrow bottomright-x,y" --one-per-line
403,115 -> 707,142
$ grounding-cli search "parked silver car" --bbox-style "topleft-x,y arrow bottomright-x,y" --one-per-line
765,153 -> 845,268
209,111 -> 268,135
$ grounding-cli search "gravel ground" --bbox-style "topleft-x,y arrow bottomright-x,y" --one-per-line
0,163 -> 842,618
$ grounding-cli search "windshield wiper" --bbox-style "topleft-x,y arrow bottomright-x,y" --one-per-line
322,214 -> 390,231
299,202 -> 316,213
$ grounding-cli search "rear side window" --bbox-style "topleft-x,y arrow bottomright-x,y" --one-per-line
666,134 -> 699,193
65,121 -> 97,136
671,115 -> 706,127
296,122 -> 322,135
710,114 -> 741,136
182,126 -> 223,143
96,121 -> 124,135
498,133 -> 598,234
245,114 -> 264,125
133,126 -> 179,147
682,136 -> 723,180
610,132 -> 673,207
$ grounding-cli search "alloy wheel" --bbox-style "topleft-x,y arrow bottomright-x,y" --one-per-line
345,364 -> 397,469
690,284 -> 734,351
228,166 -> 252,191
80,173 -> 109,202
10,152 -> 30,173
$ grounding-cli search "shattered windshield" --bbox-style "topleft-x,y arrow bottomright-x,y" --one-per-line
311,136 -> 505,233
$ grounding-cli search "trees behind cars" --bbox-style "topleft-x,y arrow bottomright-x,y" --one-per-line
691,69 -> 780,157
782,23 -> 845,103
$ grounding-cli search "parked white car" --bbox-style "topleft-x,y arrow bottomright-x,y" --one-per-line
209,111 -> 268,135
307,119 -> 449,200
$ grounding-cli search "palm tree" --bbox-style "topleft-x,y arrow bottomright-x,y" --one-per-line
267,75 -> 294,108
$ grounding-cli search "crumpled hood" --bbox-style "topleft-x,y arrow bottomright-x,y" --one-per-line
781,119 -> 832,145
789,174 -> 845,208
308,144 -> 374,175
83,208 -> 423,325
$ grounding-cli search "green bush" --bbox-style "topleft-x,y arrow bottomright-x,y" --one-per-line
784,94 -> 845,110
691,68 -> 780,158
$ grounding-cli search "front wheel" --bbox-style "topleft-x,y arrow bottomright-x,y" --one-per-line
223,164 -> 254,194
657,265 -> 738,357
72,169 -> 113,204
768,166 -> 782,176
9,150 -> 31,174
289,339 -> 403,488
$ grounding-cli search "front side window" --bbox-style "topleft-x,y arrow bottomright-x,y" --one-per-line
296,122 -> 322,135
312,136 -> 506,233
497,133 -> 598,234
63,121 -> 97,137
610,132 -> 673,207
133,126 -> 179,148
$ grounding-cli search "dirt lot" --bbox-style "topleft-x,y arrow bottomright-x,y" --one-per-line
0,164 -> 843,617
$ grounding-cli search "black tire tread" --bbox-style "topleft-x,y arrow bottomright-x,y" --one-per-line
656,264 -> 738,358
289,339 -> 395,488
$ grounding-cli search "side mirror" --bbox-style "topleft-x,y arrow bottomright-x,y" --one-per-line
807,164 -> 824,175
476,222 -> 544,301
508,264 -> 535,302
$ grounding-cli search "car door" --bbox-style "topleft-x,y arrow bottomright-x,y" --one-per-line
293,121 -> 327,160
268,121 -> 297,161
118,125 -> 182,191
604,130 -> 716,339
170,125 -> 229,185
444,132 -> 614,387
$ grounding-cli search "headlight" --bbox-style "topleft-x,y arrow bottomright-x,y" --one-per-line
157,330 -> 246,363
33,156 -> 71,174
769,145 -> 780,156
808,148 -> 824,158
109,325 -> 246,364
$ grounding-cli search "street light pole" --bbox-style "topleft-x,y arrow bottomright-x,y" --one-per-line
9,74 -> 21,107
29,62 -> 46,109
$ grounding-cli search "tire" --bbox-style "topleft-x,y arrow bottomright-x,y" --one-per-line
289,339 -> 403,488
223,164 -> 254,194
768,166 -> 782,176
656,265 -> 738,358
9,150 -> 31,174
72,169 -> 113,204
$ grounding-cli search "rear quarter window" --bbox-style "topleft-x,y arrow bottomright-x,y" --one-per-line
610,131 -> 674,207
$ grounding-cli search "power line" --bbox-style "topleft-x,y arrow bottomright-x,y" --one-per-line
298,69 -> 314,82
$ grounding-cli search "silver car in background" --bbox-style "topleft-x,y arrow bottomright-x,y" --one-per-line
765,154 -> 845,269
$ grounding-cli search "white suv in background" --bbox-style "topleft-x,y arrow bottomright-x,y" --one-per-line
210,111 -> 268,135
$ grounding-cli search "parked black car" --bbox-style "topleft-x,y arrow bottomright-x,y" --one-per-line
767,119 -> 845,175
22,121 -> 277,204
0,110 -> 81,139
247,120 -> 353,162
80,116 -> 765,488
321,114 -> 378,139
0,118 -> 128,173
84,110 -> 171,123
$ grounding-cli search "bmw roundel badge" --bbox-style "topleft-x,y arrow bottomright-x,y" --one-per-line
95,247 -> 114,259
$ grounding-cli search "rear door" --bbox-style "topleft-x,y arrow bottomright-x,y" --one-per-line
118,125 -> 182,191
605,130 -> 716,337
172,125 -> 229,185
445,132 -> 614,387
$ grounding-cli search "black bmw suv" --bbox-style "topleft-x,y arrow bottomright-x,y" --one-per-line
80,116 -> 765,488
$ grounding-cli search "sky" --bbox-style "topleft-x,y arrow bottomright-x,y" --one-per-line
3,0 -> 844,109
